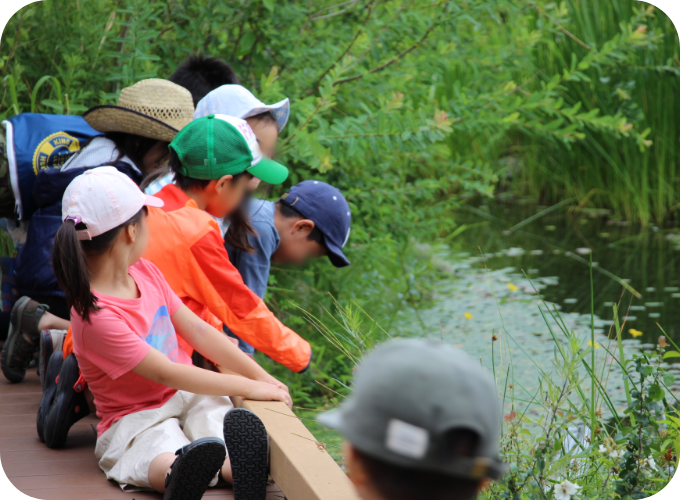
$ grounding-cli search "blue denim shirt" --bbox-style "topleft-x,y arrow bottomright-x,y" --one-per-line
224,199 -> 280,354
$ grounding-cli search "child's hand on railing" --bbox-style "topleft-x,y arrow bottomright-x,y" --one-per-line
246,379 -> 292,408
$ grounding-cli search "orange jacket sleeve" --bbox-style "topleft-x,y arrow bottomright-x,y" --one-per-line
189,228 -> 312,373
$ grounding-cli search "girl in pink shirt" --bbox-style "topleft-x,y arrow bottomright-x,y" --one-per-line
51,167 -> 289,500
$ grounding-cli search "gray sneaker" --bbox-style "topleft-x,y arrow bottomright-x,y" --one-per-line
1,297 -> 49,383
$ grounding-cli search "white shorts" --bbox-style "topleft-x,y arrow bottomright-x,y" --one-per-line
95,391 -> 233,491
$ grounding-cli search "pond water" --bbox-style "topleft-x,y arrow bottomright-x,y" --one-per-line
395,199 -> 680,416
448,199 -> 680,346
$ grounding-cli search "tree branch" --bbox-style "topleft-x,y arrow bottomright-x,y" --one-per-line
4,8 -> 28,71
333,22 -> 438,87
307,0 -> 376,96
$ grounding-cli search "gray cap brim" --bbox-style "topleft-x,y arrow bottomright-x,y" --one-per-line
317,409 -> 344,429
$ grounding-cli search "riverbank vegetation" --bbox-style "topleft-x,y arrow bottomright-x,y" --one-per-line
2,1 -> 679,493
304,276 -> 680,499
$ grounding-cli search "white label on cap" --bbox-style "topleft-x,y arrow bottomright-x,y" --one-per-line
385,419 -> 429,459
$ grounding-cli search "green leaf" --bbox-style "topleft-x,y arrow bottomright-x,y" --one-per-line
663,351 -> 680,359
262,0 -> 275,12
41,99 -> 64,113
664,372 -> 675,386
648,383 -> 664,402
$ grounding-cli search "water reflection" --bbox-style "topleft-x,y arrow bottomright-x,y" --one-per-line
399,201 -> 680,414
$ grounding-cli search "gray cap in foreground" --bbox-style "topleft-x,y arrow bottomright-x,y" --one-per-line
317,339 -> 504,480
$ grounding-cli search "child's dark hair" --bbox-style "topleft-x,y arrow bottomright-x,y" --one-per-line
276,201 -> 324,244
107,132 -> 167,169
80,133 -> 167,178
168,151 -> 257,253
52,208 -> 146,323
169,55 -> 240,106
246,111 -> 277,127
353,429 -> 482,500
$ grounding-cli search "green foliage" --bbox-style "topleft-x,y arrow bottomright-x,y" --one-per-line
514,1 -> 680,223
2,0 -> 678,393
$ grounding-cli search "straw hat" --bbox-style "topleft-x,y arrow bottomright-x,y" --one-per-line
83,79 -> 194,143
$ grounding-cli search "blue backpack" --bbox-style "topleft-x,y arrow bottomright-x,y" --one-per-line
4,113 -> 142,299
2,113 -> 101,220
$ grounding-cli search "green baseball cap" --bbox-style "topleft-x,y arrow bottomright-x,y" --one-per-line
169,113 -> 289,184
317,339 -> 505,480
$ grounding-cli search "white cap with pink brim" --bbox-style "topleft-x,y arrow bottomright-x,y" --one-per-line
62,166 -> 163,240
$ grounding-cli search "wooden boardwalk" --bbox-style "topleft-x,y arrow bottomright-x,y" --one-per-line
0,369 -> 284,500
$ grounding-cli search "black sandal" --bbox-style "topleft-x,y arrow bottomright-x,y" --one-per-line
164,437 -> 226,500
223,408 -> 270,500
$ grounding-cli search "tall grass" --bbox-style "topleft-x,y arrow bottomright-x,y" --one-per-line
305,271 -> 680,498
515,1 -> 680,224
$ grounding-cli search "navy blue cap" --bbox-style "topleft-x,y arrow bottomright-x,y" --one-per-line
279,180 -> 351,267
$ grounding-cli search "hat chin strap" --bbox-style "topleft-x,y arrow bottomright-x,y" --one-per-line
65,215 -> 94,240
76,229 -> 93,241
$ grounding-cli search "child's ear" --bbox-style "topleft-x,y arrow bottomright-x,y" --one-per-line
215,174 -> 234,192
292,219 -> 315,236
344,443 -> 369,488
126,223 -> 137,243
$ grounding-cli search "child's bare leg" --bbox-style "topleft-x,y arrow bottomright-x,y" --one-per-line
221,456 -> 233,483
37,312 -> 70,331
148,452 -> 177,493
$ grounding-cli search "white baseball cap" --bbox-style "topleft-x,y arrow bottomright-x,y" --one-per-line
62,167 -> 164,240
194,84 -> 290,132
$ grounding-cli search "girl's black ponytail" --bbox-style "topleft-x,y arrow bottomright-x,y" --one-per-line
53,220 -> 97,322
52,208 -> 146,323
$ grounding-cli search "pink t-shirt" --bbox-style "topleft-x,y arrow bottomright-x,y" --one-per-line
71,259 -> 192,437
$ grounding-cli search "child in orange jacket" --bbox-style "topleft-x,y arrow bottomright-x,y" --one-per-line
144,114 -> 312,374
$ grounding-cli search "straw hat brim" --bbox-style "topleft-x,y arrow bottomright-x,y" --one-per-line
83,105 -> 188,143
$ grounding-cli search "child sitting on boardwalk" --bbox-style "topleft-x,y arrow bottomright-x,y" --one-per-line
318,339 -> 505,500
52,167 -> 288,500
40,113 -> 305,451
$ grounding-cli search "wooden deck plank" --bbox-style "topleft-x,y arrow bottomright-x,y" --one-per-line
0,402 -> 39,415
0,421 -> 94,439
2,458 -> 105,477
0,392 -> 47,405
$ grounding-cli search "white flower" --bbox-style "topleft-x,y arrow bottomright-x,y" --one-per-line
610,449 -> 624,459
554,480 -> 580,500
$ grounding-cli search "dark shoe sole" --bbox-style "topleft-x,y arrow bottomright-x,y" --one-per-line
1,296 -> 33,383
37,350 -> 63,442
44,354 -> 90,448
39,330 -> 53,389
164,437 -> 226,500
223,408 -> 269,500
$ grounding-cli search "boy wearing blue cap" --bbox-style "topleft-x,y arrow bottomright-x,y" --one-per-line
225,180 -> 351,355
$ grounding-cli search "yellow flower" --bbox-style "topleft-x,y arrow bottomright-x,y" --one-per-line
464,312 -> 474,320
507,283 -> 519,292
629,329 -> 643,338
588,340 -> 600,349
